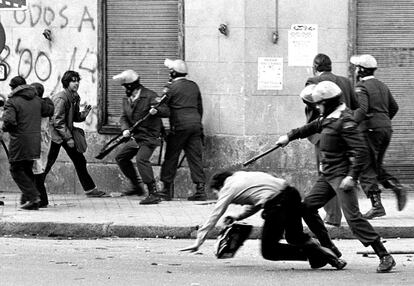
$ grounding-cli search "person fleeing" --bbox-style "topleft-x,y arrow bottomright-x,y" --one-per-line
43,71 -> 107,198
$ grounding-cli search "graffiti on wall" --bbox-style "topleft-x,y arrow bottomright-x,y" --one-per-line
0,1 -> 98,130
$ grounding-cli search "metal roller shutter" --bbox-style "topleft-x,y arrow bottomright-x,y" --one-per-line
103,0 -> 181,127
357,0 -> 414,183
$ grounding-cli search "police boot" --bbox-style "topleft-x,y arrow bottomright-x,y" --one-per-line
363,193 -> 386,219
140,182 -> 161,205
371,238 -> 396,273
157,182 -> 173,201
385,179 -> 407,211
188,183 -> 207,201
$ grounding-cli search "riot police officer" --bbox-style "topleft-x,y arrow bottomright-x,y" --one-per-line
113,70 -> 169,204
351,54 -> 407,219
276,81 -> 396,273
157,59 -> 206,201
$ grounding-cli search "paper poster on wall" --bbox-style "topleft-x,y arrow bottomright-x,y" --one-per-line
288,24 -> 318,66
257,57 -> 283,90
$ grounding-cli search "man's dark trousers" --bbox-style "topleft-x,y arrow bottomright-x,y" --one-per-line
261,186 -> 310,261
44,141 -> 96,191
161,126 -> 204,184
10,160 -> 39,202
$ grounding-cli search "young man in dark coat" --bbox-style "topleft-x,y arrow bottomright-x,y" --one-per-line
43,70 -> 108,198
276,81 -> 396,273
2,76 -> 54,210
157,59 -> 206,201
113,69 -> 169,204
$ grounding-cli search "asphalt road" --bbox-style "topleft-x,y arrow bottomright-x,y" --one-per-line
1,237 -> 413,286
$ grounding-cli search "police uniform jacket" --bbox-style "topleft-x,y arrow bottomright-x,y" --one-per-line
353,77 -> 398,131
288,104 -> 368,180
3,85 -> 54,162
165,78 -> 203,131
120,86 -> 169,146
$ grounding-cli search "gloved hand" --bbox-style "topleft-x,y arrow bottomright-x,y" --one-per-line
122,130 -> 131,138
339,176 -> 355,192
149,107 -> 158,115
276,134 -> 290,147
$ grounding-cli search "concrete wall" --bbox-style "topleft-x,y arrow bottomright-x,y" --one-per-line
0,0 -> 351,197
188,0 -> 350,194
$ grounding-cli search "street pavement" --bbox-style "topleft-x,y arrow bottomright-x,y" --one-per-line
0,190 -> 413,239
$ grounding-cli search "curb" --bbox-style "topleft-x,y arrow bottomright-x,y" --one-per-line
1,222 -> 413,240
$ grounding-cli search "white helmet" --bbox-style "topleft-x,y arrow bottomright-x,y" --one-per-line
312,81 -> 342,103
300,84 -> 316,103
112,70 -> 139,84
164,58 -> 188,74
350,54 -> 377,68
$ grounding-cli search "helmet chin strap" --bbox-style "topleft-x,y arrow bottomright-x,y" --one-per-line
321,97 -> 341,117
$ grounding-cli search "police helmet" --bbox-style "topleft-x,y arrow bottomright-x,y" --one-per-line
311,81 -> 342,103
112,70 -> 140,85
350,54 -> 377,68
300,84 -> 316,103
164,58 -> 188,74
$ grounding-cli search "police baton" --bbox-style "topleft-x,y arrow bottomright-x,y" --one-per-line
242,144 -> 281,167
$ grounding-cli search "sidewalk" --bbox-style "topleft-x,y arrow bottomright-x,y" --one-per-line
0,190 -> 412,239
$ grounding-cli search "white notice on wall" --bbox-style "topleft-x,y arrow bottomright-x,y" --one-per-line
257,57 -> 283,90
288,24 -> 318,66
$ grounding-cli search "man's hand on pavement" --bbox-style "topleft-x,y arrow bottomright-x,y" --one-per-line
223,216 -> 236,226
179,243 -> 200,253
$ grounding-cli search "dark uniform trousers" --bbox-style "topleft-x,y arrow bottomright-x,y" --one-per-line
161,126 -> 204,184
115,140 -> 156,184
359,127 -> 396,195
288,108 -> 381,248
10,160 -> 39,202
43,141 -> 96,191
261,186 -> 310,261
302,176 -> 380,247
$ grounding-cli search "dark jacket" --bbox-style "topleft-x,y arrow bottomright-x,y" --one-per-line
51,89 -> 87,144
120,86 -> 169,146
288,104 -> 368,180
306,72 -> 359,110
3,85 -> 54,162
353,77 -> 398,131
165,78 -> 203,131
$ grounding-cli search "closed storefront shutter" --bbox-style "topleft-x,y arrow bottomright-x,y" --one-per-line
357,0 -> 414,183
100,0 -> 182,131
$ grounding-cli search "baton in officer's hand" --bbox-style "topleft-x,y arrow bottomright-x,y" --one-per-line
242,144 -> 281,167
